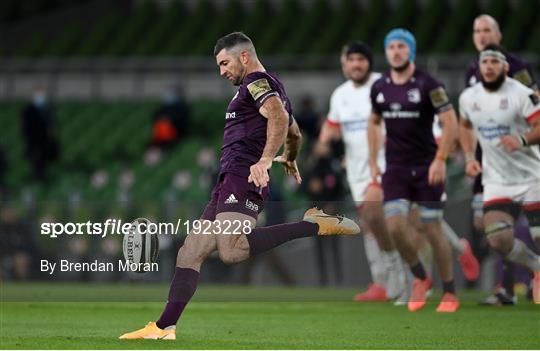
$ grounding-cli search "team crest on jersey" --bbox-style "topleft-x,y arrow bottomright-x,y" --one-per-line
407,88 -> 421,103
376,92 -> 385,103
429,87 -> 449,108
499,98 -> 508,110
390,103 -> 401,111
247,78 -> 271,100
472,102 -> 481,111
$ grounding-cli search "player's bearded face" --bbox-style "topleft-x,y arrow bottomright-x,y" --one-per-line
216,50 -> 247,86
229,57 -> 247,86
343,53 -> 370,84
386,41 -> 410,72
480,57 -> 507,91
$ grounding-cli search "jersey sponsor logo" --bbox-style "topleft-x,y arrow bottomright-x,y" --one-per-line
224,194 -> 238,204
342,120 -> 367,131
390,103 -> 401,111
245,199 -> 259,212
407,88 -> 421,103
477,124 -> 511,141
376,92 -> 385,103
499,98 -> 508,110
513,69 -> 533,87
247,78 -> 272,100
382,110 -> 420,119
225,112 -> 236,119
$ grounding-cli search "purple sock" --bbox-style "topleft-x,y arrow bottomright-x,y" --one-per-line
156,267 -> 200,329
410,262 -> 427,280
502,260 -> 515,295
442,280 -> 455,294
246,221 -> 319,256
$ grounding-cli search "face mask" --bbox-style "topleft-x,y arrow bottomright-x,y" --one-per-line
164,92 -> 178,104
33,93 -> 46,106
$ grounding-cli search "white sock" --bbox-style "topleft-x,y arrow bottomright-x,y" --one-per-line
506,239 -> 540,271
364,233 -> 386,286
442,220 -> 465,254
418,243 -> 433,276
383,250 -> 406,299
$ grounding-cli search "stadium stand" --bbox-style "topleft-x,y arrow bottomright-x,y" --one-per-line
2,0 -> 540,57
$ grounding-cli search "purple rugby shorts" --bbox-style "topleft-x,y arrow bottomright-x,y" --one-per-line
201,172 -> 269,221
382,164 -> 445,209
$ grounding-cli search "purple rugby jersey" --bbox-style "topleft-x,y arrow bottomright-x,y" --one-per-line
465,52 -> 537,90
370,69 -> 453,167
219,71 -> 293,177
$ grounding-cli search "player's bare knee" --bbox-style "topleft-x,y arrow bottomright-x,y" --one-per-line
484,220 -> 514,253
363,204 -> 384,227
487,235 -> 513,254
218,248 -> 239,265
421,222 -> 443,240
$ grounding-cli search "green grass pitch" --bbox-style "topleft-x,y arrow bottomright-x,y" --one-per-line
1,283 -> 539,349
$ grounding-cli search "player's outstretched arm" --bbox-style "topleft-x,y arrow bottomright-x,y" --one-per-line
274,118 -> 302,184
367,112 -> 382,179
459,117 -> 482,177
318,119 -> 341,144
248,95 -> 289,188
429,108 -> 458,185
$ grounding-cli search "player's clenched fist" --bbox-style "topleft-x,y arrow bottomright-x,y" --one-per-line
465,159 -> 482,178
248,157 -> 272,187
428,159 -> 446,185
369,161 -> 381,180
499,135 -> 522,153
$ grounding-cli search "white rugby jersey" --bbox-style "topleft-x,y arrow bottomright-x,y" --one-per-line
459,77 -> 540,185
327,72 -> 384,184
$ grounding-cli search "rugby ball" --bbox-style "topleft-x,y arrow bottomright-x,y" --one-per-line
122,218 -> 159,272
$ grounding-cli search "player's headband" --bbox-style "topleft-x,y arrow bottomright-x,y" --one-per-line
384,28 -> 416,62
479,50 -> 508,65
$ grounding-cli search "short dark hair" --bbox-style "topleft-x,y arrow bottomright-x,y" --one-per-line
482,43 -> 508,57
342,41 -> 373,69
214,32 -> 254,56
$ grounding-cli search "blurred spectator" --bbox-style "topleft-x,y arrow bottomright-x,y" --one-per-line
294,95 -> 321,148
0,205 -> 36,280
150,86 -> 190,149
0,147 -> 6,198
301,141 -> 346,285
21,84 -> 59,183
